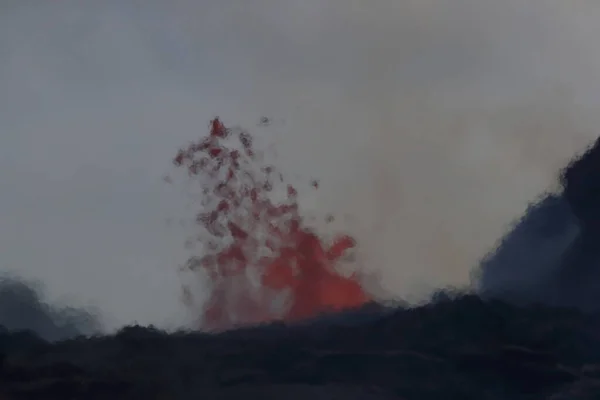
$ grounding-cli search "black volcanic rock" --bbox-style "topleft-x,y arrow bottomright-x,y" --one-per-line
561,136 -> 600,227
1,296 -> 600,399
554,137 -> 600,308
478,135 -> 600,312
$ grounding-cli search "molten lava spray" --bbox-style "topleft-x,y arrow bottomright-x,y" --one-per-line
173,119 -> 369,330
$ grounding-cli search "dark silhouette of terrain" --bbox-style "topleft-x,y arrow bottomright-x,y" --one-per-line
3,295 -> 600,399
5,137 -> 600,399
479,136 -> 600,311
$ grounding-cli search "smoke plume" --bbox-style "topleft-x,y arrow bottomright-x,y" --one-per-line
0,275 -> 101,341
2,0 -> 600,328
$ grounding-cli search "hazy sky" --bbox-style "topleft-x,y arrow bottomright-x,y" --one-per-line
2,0 -> 600,331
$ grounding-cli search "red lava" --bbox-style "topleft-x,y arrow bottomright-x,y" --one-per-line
173,118 -> 369,331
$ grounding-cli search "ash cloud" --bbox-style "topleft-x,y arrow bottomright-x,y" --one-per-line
2,0 -> 600,328
0,275 -> 101,341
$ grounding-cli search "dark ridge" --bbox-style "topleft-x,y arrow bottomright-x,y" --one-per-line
478,135 -> 600,313
557,136 -> 600,307
2,295 -> 600,399
561,136 -> 600,227
477,195 -> 580,306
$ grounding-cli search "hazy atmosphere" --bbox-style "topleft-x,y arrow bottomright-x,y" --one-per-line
2,0 -> 600,332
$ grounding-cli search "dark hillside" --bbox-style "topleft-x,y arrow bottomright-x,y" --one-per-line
2,295 -> 600,399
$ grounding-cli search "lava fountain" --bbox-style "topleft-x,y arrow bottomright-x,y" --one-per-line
172,119 -> 370,331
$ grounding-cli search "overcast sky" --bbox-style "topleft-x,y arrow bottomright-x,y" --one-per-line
2,0 -> 600,331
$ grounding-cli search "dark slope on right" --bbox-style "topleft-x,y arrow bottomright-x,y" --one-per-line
479,135 -> 600,312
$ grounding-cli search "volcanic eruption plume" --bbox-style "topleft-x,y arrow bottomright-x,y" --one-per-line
172,119 -> 370,331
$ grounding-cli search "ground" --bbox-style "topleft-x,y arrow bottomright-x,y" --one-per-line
2,294 -> 600,399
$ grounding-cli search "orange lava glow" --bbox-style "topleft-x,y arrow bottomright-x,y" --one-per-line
173,119 -> 370,331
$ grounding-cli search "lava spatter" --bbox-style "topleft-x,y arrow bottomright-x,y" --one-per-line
172,118 -> 369,331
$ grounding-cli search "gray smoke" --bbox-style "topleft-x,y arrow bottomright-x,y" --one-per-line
0,275 -> 101,341
2,0 -> 600,329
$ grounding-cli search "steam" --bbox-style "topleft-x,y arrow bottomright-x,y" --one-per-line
1,0 -> 600,328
